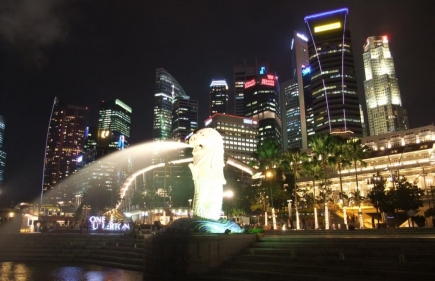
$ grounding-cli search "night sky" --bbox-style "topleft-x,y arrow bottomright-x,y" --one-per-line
1,0 -> 434,207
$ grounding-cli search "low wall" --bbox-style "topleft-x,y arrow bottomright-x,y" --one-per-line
143,233 -> 257,279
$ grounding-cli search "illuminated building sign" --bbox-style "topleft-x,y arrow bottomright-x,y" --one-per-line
302,66 -> 311,76
259,66 -> 266,74
314,22 -> 341,33
205,118 -> 212,126
297,33 -> 308,42
244,79 -> 256,89
261,75 -> 275,87
243,119 -> 253,124
89,216 -> 130,231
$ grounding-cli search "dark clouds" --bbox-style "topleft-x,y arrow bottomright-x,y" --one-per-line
0,0 -> 73,68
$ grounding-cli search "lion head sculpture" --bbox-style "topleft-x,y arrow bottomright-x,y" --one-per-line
188,128 -> 226,220
189,128 -> 225,181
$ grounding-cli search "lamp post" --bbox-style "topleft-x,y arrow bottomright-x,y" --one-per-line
266,171 -> 276,230
287,199 -> 292,229
223,190 -> 234,219
188,199 -> 192,218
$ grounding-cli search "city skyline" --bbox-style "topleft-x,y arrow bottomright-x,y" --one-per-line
1,1 -> 434,206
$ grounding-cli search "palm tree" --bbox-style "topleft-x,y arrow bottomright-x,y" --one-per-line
309,133 -> 338,229
250,140 -> 282,228
281,148 -> 307,230
344,137 -> 370,228
334,137 -> 352,202
303,155 -> 322,229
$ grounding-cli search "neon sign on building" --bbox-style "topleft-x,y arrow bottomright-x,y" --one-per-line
244,79 -> 256,89
261,75 -> 275,87
314,22 -> 341,33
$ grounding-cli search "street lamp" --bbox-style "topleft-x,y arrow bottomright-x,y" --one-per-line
287,200 -> 292,230
266,171 -> 276,230
223,190 -> 234,219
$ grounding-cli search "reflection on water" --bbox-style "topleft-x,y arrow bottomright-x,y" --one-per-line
0,262 -> 143,281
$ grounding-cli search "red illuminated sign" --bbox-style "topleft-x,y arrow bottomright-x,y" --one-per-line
267,74 -> 274,80
261,78 -> 275,87
244,79 -> 256,89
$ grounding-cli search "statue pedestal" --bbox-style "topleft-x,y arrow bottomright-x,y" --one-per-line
143,233 -> 257,279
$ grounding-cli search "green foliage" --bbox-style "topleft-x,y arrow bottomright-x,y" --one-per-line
246,226 -> 264,234
394,177 -> 424,212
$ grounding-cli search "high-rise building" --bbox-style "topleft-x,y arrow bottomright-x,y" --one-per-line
153,68 -> 189,141
204,113 -> 258,164
281,31 -> 310,150
304,8 -> 363,137
244,73 -> 283,148
209,80 -> 229,116
0,115 -> 6,193
98,99 -> 132,149
234,62 -> 269,116
43,100 -> 88,204
363,36 -> 409,136
172,97 -> 198,141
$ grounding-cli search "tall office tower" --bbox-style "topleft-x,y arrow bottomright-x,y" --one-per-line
98,99 -> 132,150
244,73 -> 283,148
304,8 -> 363,137
282,31 -> 310,151
234,62 -> 269,116
172,97 -> 198,141
204,113 -> 259,164
153,68 -> 189,141
43,100 -> 88,204
0,115 -> 6,192
209,80 -> 229,116
363,36 -> 409,136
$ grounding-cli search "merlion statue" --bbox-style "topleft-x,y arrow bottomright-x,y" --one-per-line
188,128 -> 226,220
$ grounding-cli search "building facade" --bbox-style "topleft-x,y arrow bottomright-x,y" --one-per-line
172,97 -> 198,141
234,62 -> 268,116
204,113 -> 258,164
153,68 -> 189,141
98,99 -> 132,149
296,125 -> 435,224
209,80 -> 229,116
281,31 -> 310,150
304,8 -> 363,137
244,73 -> 282,148
363,36 -> 409,136
43,100 -> 88,204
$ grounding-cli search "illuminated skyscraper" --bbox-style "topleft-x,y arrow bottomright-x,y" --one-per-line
172,97 -> 198,141
0,114 -> 6,193
363,36 -> 408,135
153,68 -> 189,141
43,100 -> 88,203
209,80 -> 229,116
98,99 -> 132,149
304,8 -> 362,137
234,62 -> 268,116
281,31 -> 310,150
244,73 -> 282,148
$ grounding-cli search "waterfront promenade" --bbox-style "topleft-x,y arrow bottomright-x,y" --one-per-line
0,227 -> 434,280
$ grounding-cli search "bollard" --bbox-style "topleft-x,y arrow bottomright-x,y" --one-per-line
399,254 -> 405,262
134,243 -> 137,248
339,252 -> 345,261
116,242 -> 118,247
290,251 -> 295,259
250,249 -> 254,256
